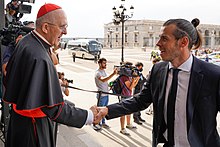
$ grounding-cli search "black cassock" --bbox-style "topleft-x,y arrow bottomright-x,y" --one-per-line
4,31 -> 88,147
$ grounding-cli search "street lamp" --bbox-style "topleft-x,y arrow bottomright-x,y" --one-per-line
112,0 -> 134,63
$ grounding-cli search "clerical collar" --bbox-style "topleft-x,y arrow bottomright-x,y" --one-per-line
169,55 -> 193,72
33,30 -> 52,46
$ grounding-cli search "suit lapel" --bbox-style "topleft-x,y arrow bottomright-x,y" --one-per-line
187,57 -> 203,132
157,64 -> 169,125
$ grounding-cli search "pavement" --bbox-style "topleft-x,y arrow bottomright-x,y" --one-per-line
55,48 -> 156,147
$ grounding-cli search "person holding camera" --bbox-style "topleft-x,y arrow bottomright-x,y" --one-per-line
58,72 -> 69,96
5,0 -> 22,26
2,34 -> 22,77
118,61 -> 140,136
94,58 -> 117,130
2,21 -> 34,78
133,62 -> 147,125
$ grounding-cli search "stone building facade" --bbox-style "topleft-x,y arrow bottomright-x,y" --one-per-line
104,19 -> 220,50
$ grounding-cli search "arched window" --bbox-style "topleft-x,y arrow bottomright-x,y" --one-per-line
107,35 -> 110,43
205,30 -> 209,37
125,34 -> 128,42
135,26 -> 138,30
204,30 -> 210,46
135,34 -> 138,42
116,34 -> 118,42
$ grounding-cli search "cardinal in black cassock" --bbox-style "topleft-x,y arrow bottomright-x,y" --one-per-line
3,3 -> 94,147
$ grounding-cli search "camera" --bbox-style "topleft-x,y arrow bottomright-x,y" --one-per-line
0,23 -> 34,46
114,65 -> 141,77
2,0 -> 35,46
64,79 -> 73,84
57,72 -> 73,84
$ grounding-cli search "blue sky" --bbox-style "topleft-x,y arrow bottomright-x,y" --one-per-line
5,0 -> 220,38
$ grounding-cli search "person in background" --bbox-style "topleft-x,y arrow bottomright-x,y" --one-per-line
5,0 -> 22,26
205,54 -> 209,62
2,34 -> 22,77
52,43 -> 60,64
145,57 -> 161,115
2,21 -> 34,79
133,62 -> 147,125
4,3 -> 98,147
58,72 -> 69,96
118,61 -> 140,136
94,58 -> 117,130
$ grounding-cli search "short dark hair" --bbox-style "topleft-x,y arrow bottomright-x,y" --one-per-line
135,62 -> 143,67
98,58 -> 107,64
57,72 -> 64,79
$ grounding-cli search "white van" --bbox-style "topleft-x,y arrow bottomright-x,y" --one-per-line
66,39 -> 102,59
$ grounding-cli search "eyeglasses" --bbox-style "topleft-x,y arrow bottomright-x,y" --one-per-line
45,22 -> 68,32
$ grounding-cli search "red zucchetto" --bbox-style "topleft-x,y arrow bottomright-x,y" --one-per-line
37,3 -> 61,19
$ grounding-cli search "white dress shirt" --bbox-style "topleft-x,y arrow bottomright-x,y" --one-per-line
164,55 -> 193,147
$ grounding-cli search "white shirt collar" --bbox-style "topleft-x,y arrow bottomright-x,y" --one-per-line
33,30 -> 51,46
168,54 -> 193,72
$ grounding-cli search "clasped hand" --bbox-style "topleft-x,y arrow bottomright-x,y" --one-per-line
90,105 -> 108,124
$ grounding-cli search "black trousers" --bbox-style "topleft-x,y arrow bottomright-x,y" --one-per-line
133,111 -> 141,120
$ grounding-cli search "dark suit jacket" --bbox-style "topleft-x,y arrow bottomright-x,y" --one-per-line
107,56 -> 220,147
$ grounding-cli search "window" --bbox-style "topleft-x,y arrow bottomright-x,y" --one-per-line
116,28 -> 118,31
135,26 -> 138,30
204,30 -> 210,46
116,34 -> 118,42
205,30 -> 209,36
107,35 -> 110,43
135,34 -> 138,42
125,34 -> 128,42
125,26 -> 128,31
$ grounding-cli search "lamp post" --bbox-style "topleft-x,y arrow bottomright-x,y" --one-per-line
112,0 -> 134,63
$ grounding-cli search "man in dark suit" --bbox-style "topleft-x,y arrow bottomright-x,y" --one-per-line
95,18 -> 220,147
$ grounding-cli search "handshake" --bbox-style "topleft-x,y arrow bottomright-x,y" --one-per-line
90,105 -> 108,124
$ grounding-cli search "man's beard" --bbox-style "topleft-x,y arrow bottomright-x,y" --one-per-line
101,65 -> 106,69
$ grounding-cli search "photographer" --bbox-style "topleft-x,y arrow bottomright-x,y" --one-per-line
118,61 -> 140,136
2,21 -> 34,78
2,34 -> 22,77
5,0 -> 21,26
57,72 -> 70,96
133,62 -> 147,125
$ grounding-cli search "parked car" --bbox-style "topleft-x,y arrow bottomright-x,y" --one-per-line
202,51 -> 220,58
